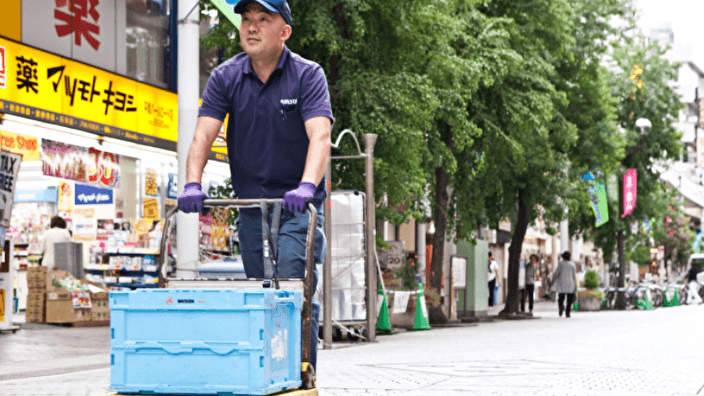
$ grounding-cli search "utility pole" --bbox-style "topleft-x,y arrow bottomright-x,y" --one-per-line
175,0 -> 201,278
615,178 -> 626,309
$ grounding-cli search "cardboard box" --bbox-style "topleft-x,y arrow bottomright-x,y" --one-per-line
46,297 -> 91,323
92,310 -> 110,322
45,278 -> 109,324
26,292 -> 45,307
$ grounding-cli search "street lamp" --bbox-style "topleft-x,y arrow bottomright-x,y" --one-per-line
635,118 -> 652,135
616,118 -> 651,309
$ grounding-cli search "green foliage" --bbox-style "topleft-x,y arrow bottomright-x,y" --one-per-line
395,257 -> 418,291
584,270 -> 599,290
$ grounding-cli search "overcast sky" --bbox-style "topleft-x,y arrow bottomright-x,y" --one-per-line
635,0 -> 704,67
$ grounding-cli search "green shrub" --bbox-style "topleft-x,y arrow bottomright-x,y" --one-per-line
584,270 -> 598,290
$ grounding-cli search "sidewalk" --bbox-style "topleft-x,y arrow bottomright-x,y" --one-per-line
2,302 -> 704,395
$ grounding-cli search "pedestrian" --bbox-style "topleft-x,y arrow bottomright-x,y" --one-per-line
521,254 -> 538,313
549,251 -> 578,317
686,263 -> 702,305
177,0 -> 333,373
488,252 -> 500,308
39,216 -> 72,268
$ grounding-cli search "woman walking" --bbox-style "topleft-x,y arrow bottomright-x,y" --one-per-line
550,251 -> 578,317
521,254 -> 539,313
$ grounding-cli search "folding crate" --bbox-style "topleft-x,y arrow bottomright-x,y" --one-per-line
110,289 -> 302,395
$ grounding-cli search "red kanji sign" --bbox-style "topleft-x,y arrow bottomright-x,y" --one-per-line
0,46 -> 6,89
55,0 -> 101,51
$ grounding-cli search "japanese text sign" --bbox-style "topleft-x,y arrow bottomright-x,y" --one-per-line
75,183 -> 114,205
622,169 -> 637,218
0,37 -> 179,152
0,129 -> 40,161
0,151 -> 23,228
42,139 -> 121,189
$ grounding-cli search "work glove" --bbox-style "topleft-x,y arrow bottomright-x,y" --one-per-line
178,182 -> 210,214
283,182 -> 316,213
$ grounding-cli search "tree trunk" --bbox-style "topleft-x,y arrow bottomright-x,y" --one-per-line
500,188 -> 530,316
428,125 -> 455,324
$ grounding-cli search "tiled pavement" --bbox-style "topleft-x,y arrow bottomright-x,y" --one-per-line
1,302 -> 703,395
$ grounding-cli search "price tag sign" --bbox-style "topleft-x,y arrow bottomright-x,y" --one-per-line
71,291 -> 92,309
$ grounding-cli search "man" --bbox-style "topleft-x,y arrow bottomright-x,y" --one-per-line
487,252 -> 500,308
520,254 -> 538,313
177,0 -> 333,371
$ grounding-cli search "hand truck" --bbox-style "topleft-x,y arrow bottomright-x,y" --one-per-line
103,198 -> 318,396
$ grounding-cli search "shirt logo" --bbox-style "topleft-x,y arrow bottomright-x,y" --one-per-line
280,99 -> 297,105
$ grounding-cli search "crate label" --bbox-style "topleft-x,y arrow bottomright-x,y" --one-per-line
271,329 -> 287,361
72,292 -> 92,309
47,292 -> 58,300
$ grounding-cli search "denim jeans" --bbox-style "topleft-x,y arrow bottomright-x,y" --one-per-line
237,203 -> 325,371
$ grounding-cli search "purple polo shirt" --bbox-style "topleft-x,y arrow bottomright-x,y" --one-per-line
199,46 -> 334,202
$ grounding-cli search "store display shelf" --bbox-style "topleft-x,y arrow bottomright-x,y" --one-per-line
85,266 -> 160,273
92,248 -> 160,255
105,283 -> 160,288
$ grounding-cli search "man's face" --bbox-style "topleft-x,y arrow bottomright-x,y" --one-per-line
240,3 -> 289,59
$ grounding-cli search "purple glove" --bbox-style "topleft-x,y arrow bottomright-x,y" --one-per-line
283,182 -> 316,213
178,182 -> 210,214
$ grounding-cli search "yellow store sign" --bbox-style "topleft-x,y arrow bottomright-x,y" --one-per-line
0,37 -> 180,152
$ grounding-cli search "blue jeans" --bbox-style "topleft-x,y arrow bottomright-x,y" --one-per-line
238,203 -> 325,371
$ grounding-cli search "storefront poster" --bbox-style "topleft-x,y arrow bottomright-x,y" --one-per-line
73,217 -> 97,242
145,169 -> 158,197
42,139 -> 121,189
75,184 -> 113,205
0,129 -> 40,161
0,227 -> 7,248
58,181 -> 74,212
0,151 -> 23,228
167,173 -> 178,199
143,198 -> 159,219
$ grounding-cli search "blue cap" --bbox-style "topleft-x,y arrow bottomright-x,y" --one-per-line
232,0 -> 292,26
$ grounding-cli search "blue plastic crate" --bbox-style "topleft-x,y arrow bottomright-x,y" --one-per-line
109,289 -> 302,395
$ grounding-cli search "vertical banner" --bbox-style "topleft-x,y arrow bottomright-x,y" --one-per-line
582,172 -> 609,227
623,169 -> 637,218
0,151 -> 23,228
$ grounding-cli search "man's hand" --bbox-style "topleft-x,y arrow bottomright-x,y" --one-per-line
283,182 -> 316,213
178,182 -> 210,214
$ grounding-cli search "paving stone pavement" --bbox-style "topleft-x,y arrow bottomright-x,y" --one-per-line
1,301 -> 703,395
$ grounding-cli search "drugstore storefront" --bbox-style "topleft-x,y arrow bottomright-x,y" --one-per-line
0,36 -> 229,310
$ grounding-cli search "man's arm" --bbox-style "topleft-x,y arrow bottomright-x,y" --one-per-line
186,116 -> 224,184
301,116 -> 331,186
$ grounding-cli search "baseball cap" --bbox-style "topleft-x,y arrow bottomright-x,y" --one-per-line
233,0 -> 292,25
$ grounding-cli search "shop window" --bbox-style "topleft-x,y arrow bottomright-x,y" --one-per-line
126,0 -> 174,90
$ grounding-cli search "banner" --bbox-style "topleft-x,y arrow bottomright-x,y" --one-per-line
582,172 -> 609,227
0,151 -> 23,228
167,173 -> 178,199
75,184 -> 114,205
42,139 -> 120,188
0,130 -> 40,161
623,169 -> 637,218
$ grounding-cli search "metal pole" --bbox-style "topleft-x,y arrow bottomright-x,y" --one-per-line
616,176 -> 626,309
362,134 -> 377,342
560,219 -> 569,255
175,0 -> 201,278
323,158 -> 332,349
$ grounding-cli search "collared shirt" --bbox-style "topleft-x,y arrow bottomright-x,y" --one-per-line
525,263 -> 536,285
199,46 -> 334,202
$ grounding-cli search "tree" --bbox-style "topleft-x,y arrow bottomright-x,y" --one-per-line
200,1 -> 519,323
573,36 -> 685,304
467,0 -> 631,315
